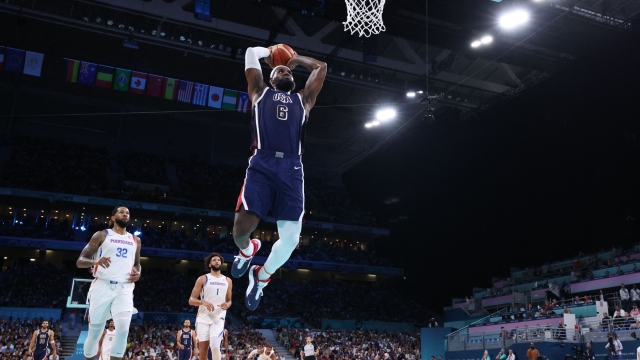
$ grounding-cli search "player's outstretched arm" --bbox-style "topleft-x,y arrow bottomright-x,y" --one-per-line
188,275 -> 215,311
77,230 -> 107,268
286,55 -> 327,112
245,47 -> 271,104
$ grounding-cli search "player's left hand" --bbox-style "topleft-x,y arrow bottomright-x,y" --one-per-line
285,55 -> 298,71
128,268 -> 141,282
219,302 -> 230,310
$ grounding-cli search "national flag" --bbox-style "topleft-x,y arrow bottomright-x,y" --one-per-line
63,58 -> 80,83
163,77 -> 179,100
130,71 -> 147,94
177,81 -> 194,103
207,86 -> 224,108
0,47 -> 5,71
222,89 -> 238,110
95,65 -> 115,89
77,61 -> 97,86
113,68 -> 132,91
146,74 -> 164,97
5,48 -> 25,72
236,91 -> 251,113
192,83 -> 209,106
23,51 -> 44,77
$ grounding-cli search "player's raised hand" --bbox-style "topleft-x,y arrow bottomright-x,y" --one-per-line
265,45 -> 276,68
128,267 -> 141,282
95,256 -> 111,268
202,300 -> 215,312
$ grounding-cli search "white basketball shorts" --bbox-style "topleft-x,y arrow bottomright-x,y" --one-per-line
196,318 -> 225,342
87,279 -> 134,324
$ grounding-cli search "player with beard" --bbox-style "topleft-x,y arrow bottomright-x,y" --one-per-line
76,206 -> 141,360
232,44 -> 327,311
27,320 -> 57,360
177,319 -> 198,360
189,253 -> 232,360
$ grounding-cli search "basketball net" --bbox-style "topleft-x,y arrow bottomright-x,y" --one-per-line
343,0 -> 386,37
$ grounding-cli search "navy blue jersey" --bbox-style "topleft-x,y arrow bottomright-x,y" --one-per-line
251,88 -> 308,155
180,330 -> 193,350
35,330 -> 50,351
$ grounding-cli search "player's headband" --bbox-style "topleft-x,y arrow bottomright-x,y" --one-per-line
270,65 -> 293,80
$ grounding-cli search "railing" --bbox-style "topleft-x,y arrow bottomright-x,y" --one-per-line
446,308 -> 509,346
446,327 -> 581,351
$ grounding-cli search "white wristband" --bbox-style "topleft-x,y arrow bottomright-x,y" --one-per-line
245,47 -> 270,71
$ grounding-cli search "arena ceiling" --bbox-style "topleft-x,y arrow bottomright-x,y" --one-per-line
0,0 -> 637,177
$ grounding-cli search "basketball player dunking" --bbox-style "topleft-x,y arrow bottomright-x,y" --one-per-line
177,320 -> 198,360
76,206 -> 141,360
188,253 -> 232,360
27,320 -> 57,360
232,45 -> 327,310
97,320 -> 116,360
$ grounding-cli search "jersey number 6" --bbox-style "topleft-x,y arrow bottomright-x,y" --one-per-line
277,105 -> 288,120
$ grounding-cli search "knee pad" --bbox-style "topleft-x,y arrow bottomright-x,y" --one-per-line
110,311 -> 132,357
83,323 -> 105,358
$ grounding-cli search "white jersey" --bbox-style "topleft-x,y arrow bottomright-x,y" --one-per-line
259,348 -> 275,360
93,229 -> 137,283
101,330 -> 116,353
197,274 -> 229,324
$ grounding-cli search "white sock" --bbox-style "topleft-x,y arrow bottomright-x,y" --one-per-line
240,240 -> 255,257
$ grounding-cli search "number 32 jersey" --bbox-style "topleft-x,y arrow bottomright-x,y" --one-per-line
250,88 -> 308,155
92,229 -> 136,283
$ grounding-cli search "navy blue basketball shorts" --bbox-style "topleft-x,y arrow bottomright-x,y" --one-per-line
33,350 -> 48,360
236,149 -> 304,222
178,349 -> 192,360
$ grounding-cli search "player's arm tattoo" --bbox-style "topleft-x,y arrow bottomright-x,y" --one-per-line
76,231 -> 106,268
133,235 -> 142,273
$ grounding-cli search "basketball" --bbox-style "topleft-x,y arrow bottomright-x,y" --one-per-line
270,44 -> 296,67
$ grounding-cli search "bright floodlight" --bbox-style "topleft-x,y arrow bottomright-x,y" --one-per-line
371,121 -> 380,126
406,91 -> 416,98
365,123 -> 373,128
376,108 -> 396,121
471,40 -> 481,48
499,10 -> 529,29
481,35 -> 493,44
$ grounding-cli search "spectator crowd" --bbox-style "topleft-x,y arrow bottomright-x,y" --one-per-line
0,138 -> 378,227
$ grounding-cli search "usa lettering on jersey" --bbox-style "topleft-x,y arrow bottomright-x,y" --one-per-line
273,93 -> 292,103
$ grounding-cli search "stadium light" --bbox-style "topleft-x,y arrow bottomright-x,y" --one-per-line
499,10 -> 529,29
371,120 -> 380,126
376,108 -> 396,121
134,230 -> 142,236
406,91 -> 416,98
471,40 -> 481,48
481,35 -> 493,44
365,123 -> 373,128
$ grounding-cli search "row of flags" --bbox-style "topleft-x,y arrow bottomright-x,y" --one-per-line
0,47 -> 45,77
63,58 -> 252,112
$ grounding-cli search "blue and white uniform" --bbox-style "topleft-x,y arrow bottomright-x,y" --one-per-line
100,329 -> 115,360
33,329 -> 50,360
196,274 -> 229,342
236,87 -> 307,221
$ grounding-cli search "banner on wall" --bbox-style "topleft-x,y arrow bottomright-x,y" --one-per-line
0,307 -> 62,321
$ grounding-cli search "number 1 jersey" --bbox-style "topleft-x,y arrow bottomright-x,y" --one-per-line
92,229 -> 136,283
250,88 -> 308,155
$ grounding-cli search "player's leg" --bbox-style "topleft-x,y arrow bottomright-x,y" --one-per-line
108,285 -> 134,360
207,320 -> 225,360
84,282 -> 112,360
196,322 -> 211,360
231,155 -> 275,278
246,158 -> 303,310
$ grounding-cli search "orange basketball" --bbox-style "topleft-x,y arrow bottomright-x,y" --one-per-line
271,44 -> 296,67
